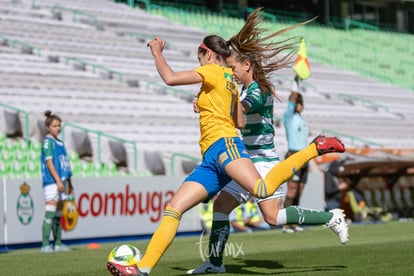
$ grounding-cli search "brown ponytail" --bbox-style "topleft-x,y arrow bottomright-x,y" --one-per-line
227,8 -> 315,99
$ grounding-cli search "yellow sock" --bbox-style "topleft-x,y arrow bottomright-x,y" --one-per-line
138,206 -> 182,271
253,144 -> 318,199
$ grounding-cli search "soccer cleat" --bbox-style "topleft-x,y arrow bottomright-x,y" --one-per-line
40,245 -> 54,253
282,226 -> 294,234
54,244 -> 71,252
106,262 -> 148,276
186,261 -> 225,274
312,135 -> 345,155
292,225 -> 305,232
326,209 -> 349,245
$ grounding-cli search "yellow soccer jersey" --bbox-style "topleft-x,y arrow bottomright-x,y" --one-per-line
195,63 -> 239,155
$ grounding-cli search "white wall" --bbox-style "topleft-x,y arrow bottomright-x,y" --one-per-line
1,176 -> 201,246
1,170 -> 326,247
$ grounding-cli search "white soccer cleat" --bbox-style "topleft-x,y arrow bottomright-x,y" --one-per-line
292,225 -> 305,232
187,261 -> 225,274
282,226 -> 294,234
326,209 -> 349,245
54,244 -> 72,252
40,245 -> 54,253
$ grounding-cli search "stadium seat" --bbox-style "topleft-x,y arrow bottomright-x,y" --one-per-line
0,149 -> 13,162
181,159 -> 199,175
14,149 -> 27,161
26,160 -> 40,176
0,132 -> 6,148
68,151 -> 80,163
144,151 -> 165,175
0,160 -> 11,175
0,0 -> 413,180
104,161 -> 118,175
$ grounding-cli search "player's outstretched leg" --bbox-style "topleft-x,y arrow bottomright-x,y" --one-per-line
312,135 -> 345,155
326,209 -> 349,245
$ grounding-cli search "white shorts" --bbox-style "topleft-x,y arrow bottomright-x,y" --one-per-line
223,160 -> 287,204
43,179 -> 69,202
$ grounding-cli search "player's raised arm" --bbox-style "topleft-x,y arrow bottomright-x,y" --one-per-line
147,37 -> 202,86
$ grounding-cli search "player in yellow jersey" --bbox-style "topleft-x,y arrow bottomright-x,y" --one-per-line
107,9 -> 346,276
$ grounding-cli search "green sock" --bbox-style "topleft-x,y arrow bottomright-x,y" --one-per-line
209,220 -> 230,267
42,211 -> 55,246
285,206 -> 333,224
53,216 -> 63,246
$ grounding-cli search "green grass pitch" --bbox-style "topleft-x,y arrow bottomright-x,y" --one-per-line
1,220 -> 413,275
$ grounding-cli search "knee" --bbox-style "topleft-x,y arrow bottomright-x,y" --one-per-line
165,201 -> 181,212
213,197 -> 235,214
262,214 -> 276,226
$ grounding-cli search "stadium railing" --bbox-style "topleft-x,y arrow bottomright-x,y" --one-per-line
50,4 -> 100,30
146,81 -> 194,101
0,34 -> 41,57
61,122 -> 139,172
0,103 -> 140,177
65,57 -> 124,83
169,152 -> 201,176
337,93 -> 389,112
144,5 -> 414,92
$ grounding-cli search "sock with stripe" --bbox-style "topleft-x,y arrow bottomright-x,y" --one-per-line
253,144 -> 318,198
138,206 -> 182,273
277,206 -> 333,225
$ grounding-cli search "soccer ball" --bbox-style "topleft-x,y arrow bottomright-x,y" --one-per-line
107,244 -> 142,266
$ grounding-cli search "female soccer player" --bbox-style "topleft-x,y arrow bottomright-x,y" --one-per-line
107,8 -> 345,276
40,110 -> 73,252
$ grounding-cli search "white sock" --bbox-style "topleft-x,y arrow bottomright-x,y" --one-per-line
276,209 -> 287,225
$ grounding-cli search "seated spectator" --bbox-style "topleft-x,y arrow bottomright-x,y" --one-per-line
324,160 -> 384,222
324,160 -> 348,211
229,198 -> 270,233
229,202 -> 250,233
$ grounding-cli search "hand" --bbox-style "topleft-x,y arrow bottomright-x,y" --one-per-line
67,178 -> 74,194
57,181 -> 65,193
147,37 -> 166,56
192,95 -> 199,113
338,181 -> 349,192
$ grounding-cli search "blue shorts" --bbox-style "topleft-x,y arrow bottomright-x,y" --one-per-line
185,137 -> 250,201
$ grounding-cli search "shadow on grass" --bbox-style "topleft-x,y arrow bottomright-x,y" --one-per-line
225,259 -> 284,274
230,259 -> 347,274
173,259 -> 346,275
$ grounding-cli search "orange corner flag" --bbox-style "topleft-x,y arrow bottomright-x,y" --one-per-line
293,37 -> 311,80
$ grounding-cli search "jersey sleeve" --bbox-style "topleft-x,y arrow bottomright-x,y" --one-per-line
195,64 -> 217,89
42,138 -> 54,160
243,87 -> 265,113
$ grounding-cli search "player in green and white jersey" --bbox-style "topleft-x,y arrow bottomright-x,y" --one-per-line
40,110 -> 73,253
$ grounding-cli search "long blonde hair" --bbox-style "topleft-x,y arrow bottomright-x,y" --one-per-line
227,8 -> 314,99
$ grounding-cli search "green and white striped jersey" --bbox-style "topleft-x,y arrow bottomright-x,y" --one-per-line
240,81 -> 279,163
